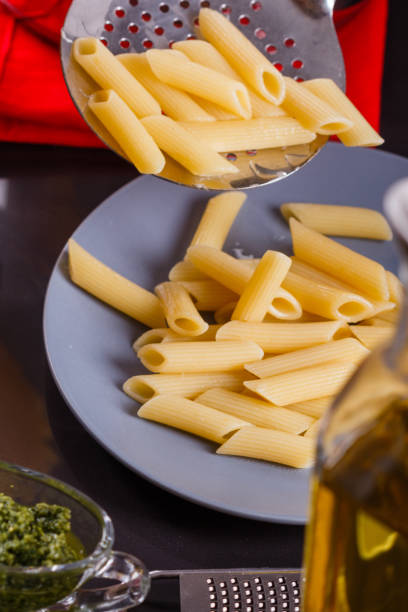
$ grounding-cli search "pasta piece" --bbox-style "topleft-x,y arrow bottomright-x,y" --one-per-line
162,324 -> 222,343
133,328 -> 180,350
191,97 -> 238,120
88,90 -> 165,174
72,37 -> 160,117
168,260 -> 209,282
188,192 -> 247,251
186,245 -> 251,294
173,39 -> 287,118
68,239 -> 165,328
282,270 -> 374,323
290,218 -> 389,301
141,115 -> 238,177
245,338 -> 369,378
360,317 -> 395,328
138,395 -> 248,443
124,371 -> 248,403
197,388 -> 314,434
180,280 -> 238,311
217,426 -> 315,468
179,117 -> 316,152
155,281 -> 208,336
281,203 -> 392,240
377,308 -> 400,325
214,301 -> 237,324
216,320 -> 346,352
117,53 -> 215,122
302,78 -> 384,146
281,77 -> 352,135
386,271 -> 404,305
199,8 -> 285,104
303,419 -> 322,439
349,325 -> 395,350
245,361 -> 357,405
138,340 -> 263,373
267,288 -> 303,320
232,251 -> 292,321
286,397 -> 334,419
146,49 -> 251,119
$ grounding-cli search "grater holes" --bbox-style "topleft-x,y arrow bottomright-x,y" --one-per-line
265,44 -> 276,54
273,61 -> 283,71
194,16 -> 199,25
129,0 -> 138,5
128,22 -> 139,33
143,38 -> 154,48
255,27 -> 266,39
251,0 -> 262,9
160,2 -> 169,12
173,18 -> 183,27
292,58 -> 304,69
284,37 -> 296,47
104,21 -> 114,31
141,11 -> 151,21
154,25 -> 164,35
186,33 -> 196,39
239,14 -> 250,25
115,7 -> 125,18
294,76 -> 304,82
201,0 -> 211,6
119,38 -> 130,48
220,3 -> 231,14
99,37 -> 108,46
168,40 -> 175,47
227,153 -> 237,161
180,0 -> 190,6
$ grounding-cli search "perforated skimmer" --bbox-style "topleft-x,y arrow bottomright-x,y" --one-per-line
61,0 -> 345,189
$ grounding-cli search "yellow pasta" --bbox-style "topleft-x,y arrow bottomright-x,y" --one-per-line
281,77 -> 352,135
286,396 -> 335,419
267,288 -> 303,321
155,281 -> 208,337
232,251 -> 291,321
245,338 -> 369,378
214,301 -> 238,324
282,270 -> 373,322
117,53 -> 215,122
123,371 -> 248,403
133,328 -> 180,350
360,317 -> 395,328
180,280 -> 238,311
197,388 -> 314,434
377,308 -> 400,325
216,320 -> 346,352
179,117 -> 316,151
281,203 -> 392,240
168,260 -> 209,282
245,361 -> 357,405
302,78 -> 384,147
140,115 -> 238,177
199,8 -> 285,105
386,270 -> 404,305
349,325 -> 395,350
138,340 -> 263,373
68,239 -> 165,329
290,218 -> 389,301
138,394 -> 248,443
188,192 -> 247,251
217,426 -> 315,468
146,48 -> 252,119
172,39 -> 287,118
162,324 -> 222,343
72,37 -> 160,117
88,90 -> 165,174
303,419 -> 322,439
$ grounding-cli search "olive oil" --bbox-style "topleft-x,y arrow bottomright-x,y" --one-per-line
303,400 -> 408,611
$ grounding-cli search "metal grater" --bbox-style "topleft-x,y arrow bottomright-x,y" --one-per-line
149,569 -> 302,612
61,0 -> 345,190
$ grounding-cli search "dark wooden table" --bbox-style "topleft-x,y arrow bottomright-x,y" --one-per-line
0,0 -> 406,608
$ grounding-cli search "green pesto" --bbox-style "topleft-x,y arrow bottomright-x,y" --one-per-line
0,494 -> 86,611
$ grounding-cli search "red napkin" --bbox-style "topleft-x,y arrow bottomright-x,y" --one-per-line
0,0 -> 388,147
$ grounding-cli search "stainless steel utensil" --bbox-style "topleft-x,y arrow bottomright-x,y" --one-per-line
61,0 -> 344,190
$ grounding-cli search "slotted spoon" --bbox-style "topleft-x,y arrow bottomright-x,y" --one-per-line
61,0 -> 345,189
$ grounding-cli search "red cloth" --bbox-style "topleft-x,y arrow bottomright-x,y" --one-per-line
0,0 -> 388,148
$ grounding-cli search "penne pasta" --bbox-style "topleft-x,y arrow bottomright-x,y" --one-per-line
117,53 -> 215,122
217,425 -> 315,468
141,115 -> 239,177
180,280 -> 238,311
290,218 -> 389,301
133,328 -> 180,350
216,320 -> 346,353
377,308 -> 400,325
232,251 -> 292,321
179,117 -> 316,151
281,77 -> 352,135
359,317 -> 395,327
199,8 -> 285,105
267,287 -> 303,320
162,324 -> 222,343
245,338 -> 369,378
68,239 -> 165,329
155,281 -> 208,336
214,301 -> 238,324
197,388 -> 314,434
146,48 -> 252,119
286,396 -> 335,419
245,361 -> 357,405
349,325 -> 395,350
72,37 -> 161,117
137,340 -> 264,373
138,394 -> 248,443
281,203 -> 392,240
302,78 -> 384,147
188,192 -> 247,251
124,371 -> 248,403
386,270 -> 404,305
168,260 -> 209,282
88,90 -> 165,174
303,418 -> 322,439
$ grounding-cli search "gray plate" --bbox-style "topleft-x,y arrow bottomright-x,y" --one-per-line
43,143 -> 408,524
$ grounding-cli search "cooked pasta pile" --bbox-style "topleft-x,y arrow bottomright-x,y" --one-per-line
71,8 -> 383,177
68,193 -> 399,468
